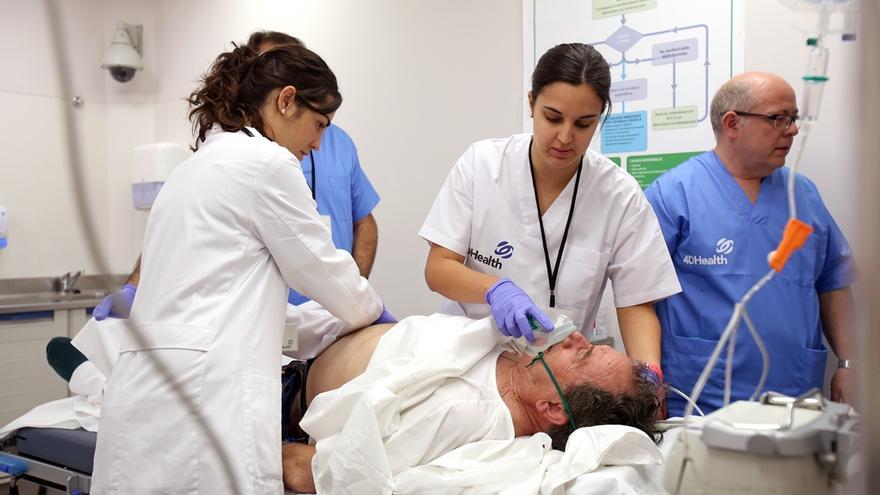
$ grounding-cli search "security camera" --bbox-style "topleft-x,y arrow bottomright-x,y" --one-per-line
108,66 -> 137,83
102,22 -> 143,83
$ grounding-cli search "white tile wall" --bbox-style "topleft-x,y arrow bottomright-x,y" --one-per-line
0,90 -> 109,277
744,2 -> 859,245
0,0 -> 108,278
0,0 -> 862,318
152,0 -> 525,316
154,99 -> 192,145
106,102 -> 156,270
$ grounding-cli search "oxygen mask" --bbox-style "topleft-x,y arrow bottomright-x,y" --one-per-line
510,308 -> 578,356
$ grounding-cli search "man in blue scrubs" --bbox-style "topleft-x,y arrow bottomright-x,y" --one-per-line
644,72 -> 856,416
287,124 -> 380,304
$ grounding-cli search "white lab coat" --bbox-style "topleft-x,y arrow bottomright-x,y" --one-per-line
419,133 -> 680,331
91,127 -> 382,495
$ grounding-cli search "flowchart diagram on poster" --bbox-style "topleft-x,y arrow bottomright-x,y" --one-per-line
593,13 -> 712,154
532,0 -> 740,186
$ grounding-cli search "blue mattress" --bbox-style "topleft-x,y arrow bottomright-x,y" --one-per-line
15,427 -> 96,474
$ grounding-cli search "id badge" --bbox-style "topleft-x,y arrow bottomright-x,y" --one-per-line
320,214 -> 332,231
282,323 -> 298,352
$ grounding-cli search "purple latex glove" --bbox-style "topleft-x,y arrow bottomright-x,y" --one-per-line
485,278 -> 554,342
93,284 -> 137,321
643,363 -> 664,387
372,307 -> 397,325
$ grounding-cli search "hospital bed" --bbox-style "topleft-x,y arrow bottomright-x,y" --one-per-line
0,427 -> 93,494
1,312 -> 678,495
3,425 -> 677,495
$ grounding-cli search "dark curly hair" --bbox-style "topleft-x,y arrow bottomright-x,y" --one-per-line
547,362 -> 662,450
187,42 -> 340,149
246,30 -> 304,50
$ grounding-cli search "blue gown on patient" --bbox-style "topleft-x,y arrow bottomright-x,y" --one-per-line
644,151 -> 852,416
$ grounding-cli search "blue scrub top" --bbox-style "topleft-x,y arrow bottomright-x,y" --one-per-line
288,124 -> 380,305
645,151 -> 852,416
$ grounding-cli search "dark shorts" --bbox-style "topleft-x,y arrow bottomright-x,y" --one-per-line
281,360 -> 310,443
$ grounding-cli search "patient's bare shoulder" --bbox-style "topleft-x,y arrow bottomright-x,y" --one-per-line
305,323 -> 395,405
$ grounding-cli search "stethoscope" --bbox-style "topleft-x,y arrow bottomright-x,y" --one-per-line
242,127 -> 316,200
307,151 -> 316,200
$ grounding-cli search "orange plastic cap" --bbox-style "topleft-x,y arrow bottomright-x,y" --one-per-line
769,219 -> 814,272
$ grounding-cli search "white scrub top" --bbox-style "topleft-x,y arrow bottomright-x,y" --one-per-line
419,133 -> 680,332
91,126 -> 382,494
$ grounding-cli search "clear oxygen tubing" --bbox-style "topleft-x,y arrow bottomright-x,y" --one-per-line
671,7 -> 848,492
44,0 -> 241,490
790,35 -> 822,221
741,309 -> 770,401
723,318 -> 738,407
667,385 -> 705,418
719,303 -> 772,408
683,269 -> 776,422
787,122 -> 811,221
683,33 -> 825,419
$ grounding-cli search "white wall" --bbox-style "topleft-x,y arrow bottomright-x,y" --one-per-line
744,1 -> 859,245
0,1 -> 860,320
0,0 -> 523,317
0,0 -> 110,278
144,0 -> 524,315
102,0 -> 160,275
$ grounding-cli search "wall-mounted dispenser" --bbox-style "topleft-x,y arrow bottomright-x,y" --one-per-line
131,143 -> 190,210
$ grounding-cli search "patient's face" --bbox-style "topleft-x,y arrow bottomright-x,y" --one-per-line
538,332 -> 634,395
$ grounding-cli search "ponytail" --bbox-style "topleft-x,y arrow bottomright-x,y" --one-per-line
188,42 -> 341,150
188,43 -> 259,149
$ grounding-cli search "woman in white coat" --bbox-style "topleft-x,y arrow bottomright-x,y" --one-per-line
91,44 -> 393,494
420,43 -> 680,377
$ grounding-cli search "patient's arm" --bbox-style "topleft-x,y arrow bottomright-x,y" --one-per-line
282,443 -> 317,493
305,323 -> 395,405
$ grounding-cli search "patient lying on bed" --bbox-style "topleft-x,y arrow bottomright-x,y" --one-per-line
285,314 -> 661,493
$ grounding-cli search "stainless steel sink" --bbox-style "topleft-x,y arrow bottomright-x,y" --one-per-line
0,290 -> 108,305
0,275 -> 125,315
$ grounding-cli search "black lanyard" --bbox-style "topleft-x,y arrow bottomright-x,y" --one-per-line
527,139 -> 583,308
308,151 -> 316,200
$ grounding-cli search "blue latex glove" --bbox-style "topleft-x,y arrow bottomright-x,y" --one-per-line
93,284 -> 137,321
485,278 -> 554,342
372,307 -> 397,325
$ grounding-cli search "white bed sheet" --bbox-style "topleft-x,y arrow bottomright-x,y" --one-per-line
564,427 -> 678,495
284,427 -> 679,495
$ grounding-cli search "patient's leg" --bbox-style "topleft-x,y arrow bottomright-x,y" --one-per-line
46,336 -> 88,381
282,443 -> 316,493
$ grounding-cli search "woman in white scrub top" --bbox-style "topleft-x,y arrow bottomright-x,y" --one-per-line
91,44 -> 391,494
420,43 -> 681,368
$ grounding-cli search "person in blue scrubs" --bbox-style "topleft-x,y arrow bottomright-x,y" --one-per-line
644,72 -> 856,416
287,123 -> 380,304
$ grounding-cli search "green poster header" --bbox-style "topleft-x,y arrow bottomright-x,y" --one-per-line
626,151 -> 704,189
